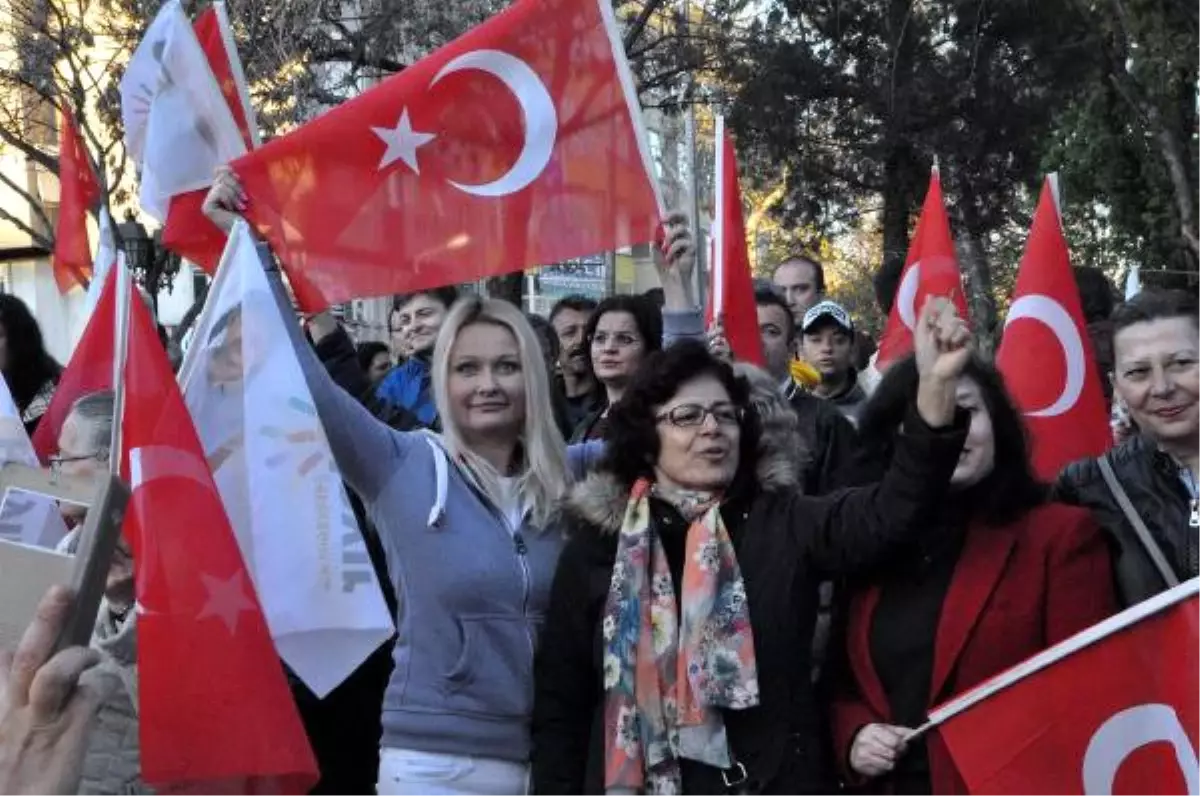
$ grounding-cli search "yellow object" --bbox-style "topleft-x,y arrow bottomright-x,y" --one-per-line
789,357 -> 821,388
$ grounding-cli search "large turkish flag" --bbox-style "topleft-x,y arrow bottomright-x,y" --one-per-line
932,579 -> 1199,794
996,176 -> 1111,480
233,0 -> 663,311
875,168 -> 967,370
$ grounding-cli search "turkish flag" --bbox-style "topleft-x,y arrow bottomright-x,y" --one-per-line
932,580 -> 1199,794
121,290 -> 317,793
162,4 -> 257,273
52,110 -> 101,293
233,0 -> 663,311
875,168 -> 967,370
996,177 -> 1111,480
30,267 -> 117,461
705,116 -> 763,366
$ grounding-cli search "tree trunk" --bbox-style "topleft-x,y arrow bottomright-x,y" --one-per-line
951,171 -> 998,355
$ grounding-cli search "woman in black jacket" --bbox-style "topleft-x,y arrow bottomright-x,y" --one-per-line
531,295 -> 972,795
1056,288 -> 1199,606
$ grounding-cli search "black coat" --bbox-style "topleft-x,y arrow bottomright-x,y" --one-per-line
787,390 -> 863,494
1055,434 -> 1197,607
531,405 -> 967,795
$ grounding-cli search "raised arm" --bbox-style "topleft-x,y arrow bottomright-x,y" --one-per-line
204,170 -> 410,502
654,211 -> 708,348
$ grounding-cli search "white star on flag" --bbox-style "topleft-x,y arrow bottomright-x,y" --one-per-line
372,109 -> 436,173
197,571 -> 256,634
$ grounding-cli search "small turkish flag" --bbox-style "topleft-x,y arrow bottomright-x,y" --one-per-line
122,287 -> 318,792
233,0 -> 663,311
875,167 -> 967,370
996,176 -> 1111,480
30,267 -> 117,461
706,116 -> 763,366
52,109 -> 101,293
162,3 -> 258,273
932,579 -> 1199,794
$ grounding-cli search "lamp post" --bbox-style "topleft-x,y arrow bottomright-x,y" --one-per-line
117,210 -> 181,315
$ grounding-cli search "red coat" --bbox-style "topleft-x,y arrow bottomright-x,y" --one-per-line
830,502 -> 1118,794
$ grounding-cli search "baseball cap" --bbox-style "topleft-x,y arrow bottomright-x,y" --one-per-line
802,300 -> 854,334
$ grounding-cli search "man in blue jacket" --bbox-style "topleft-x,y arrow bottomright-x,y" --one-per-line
374,287 -> 459,429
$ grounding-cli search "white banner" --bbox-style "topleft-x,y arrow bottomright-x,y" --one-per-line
119,0 -> 246,220
178,224 -> 393,697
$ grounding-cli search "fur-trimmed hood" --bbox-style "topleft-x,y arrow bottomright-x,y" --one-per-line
565,361 -> 803,534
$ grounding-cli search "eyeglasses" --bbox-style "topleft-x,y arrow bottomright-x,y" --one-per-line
591,331 -> 642,349
655,403 -> 742,428
49,451 -> 108,476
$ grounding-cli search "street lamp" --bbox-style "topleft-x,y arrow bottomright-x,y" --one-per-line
117,210 -> 181,314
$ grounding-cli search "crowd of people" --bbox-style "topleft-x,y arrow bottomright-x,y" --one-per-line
0,167 -> 1195,796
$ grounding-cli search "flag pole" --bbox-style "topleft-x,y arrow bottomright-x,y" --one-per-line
909,578 -> 1200,740
711,114 -> 725,321
108,253 -> 133,474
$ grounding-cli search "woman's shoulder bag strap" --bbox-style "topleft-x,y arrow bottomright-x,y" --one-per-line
1097,454 -> 1180,588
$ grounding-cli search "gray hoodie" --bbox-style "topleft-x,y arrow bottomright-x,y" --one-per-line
264,254 -> 602,764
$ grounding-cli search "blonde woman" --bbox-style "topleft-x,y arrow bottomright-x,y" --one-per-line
202,172 -> 685,795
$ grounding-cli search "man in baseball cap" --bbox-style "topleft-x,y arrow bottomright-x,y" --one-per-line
800,299 -> 869,425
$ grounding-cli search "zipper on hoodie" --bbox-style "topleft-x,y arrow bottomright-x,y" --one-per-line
458,474 -> 535,656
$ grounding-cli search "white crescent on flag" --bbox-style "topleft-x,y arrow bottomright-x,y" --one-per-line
1004,294 -> 1086,418
430,49 -> 558,198
897,262 -> 921,330
1082,703 -> 1199,795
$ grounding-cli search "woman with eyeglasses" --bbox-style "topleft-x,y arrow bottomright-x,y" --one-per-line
532,293 -> 976,794
51,390 -> 147,795
569,295 -> 663,442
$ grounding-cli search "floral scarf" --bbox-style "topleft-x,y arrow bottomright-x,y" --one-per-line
602,478 -> 760,794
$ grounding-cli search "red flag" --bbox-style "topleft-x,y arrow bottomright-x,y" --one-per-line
30,267 -> 117,461
162,4 -> 257,273
932,581 -> 1198,794
706,116 -> 763,366
52,110 -> 101,293
875,168 -> 967,369
233,0 -> 663,311
121,291 -> 317,793
162,191 -> 228,274
996,177 -> 1111,480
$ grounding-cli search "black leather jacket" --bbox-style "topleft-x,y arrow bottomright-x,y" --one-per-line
1055,435 -> 1197,607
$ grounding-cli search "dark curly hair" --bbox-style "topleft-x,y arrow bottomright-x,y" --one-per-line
0,294 -> 61,411
599,340 -> 759,492
584,294 -> 663,384
853,353 -> 1045,525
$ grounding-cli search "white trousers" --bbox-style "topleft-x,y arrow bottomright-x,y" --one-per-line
377,747 -> 529,796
